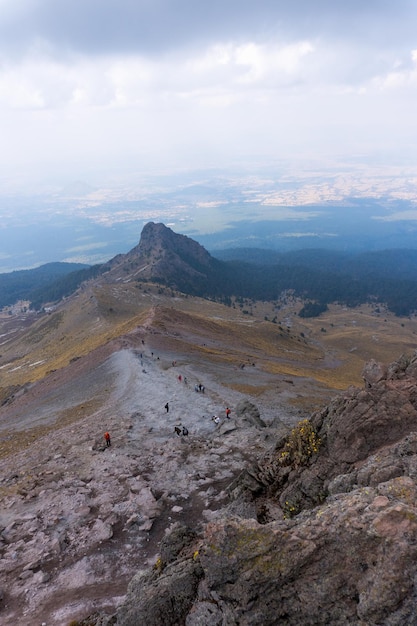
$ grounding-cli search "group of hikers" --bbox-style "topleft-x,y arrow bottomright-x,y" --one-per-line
103,346 -> 233,448
211,407 -> 231,424
177,372 -> 206,393
174,425 -> 189,437
103,404 -> 233,446
174,406 -> 232,436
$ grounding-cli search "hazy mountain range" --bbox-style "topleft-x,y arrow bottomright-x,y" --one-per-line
2,222 -> 417,317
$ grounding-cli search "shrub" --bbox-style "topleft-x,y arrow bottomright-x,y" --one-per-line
278,419 -> 321,468
283,498 -> 301,519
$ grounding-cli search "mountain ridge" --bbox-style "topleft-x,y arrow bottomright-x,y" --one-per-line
3,222 -> 417,316
2,225 -> 417,622
0,261 -> 91,309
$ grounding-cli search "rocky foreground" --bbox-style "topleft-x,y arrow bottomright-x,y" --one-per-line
0,337 -> 291,626
3,340 -> 417,625
87,353 -> 417,626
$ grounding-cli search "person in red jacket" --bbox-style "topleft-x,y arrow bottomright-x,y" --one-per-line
104,431 -> 111,447
226,407 -> 231,419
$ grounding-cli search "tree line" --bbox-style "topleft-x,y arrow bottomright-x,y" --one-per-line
2,249 -> 417,317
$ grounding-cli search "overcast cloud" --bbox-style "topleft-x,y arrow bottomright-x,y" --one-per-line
0,0 -> 416,187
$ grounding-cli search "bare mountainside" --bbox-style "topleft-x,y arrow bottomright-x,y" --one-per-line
2,223 -> 417,624
104,221 -> 220,290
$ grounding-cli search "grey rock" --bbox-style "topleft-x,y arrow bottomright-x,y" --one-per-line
362,358 -> 388,386
185,601 -> 224,626
235,400 -> 266,428
116,559 -> 203,626
327,472 -> 356,495
159,523 -> 196,565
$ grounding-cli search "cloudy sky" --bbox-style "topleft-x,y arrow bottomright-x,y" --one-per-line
1,0 -> 417,189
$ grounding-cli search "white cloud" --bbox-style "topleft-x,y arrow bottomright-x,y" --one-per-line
0,2 -> 416,186
186,40 -> 315,88
373,210 -> 417,222
369,48 -> 417,91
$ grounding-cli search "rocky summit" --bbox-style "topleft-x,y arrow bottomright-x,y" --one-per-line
82,352 -> 417,625
105,222 -> 222,294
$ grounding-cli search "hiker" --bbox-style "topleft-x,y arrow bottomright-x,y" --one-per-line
165,402 -> 169,413
178,374 -> 182,382
226,407 -> 231,419
212,415 -> 220,424
184,377 -> 188,385
174,426 -> 182,436
182,426 -> 189,436
194,384 -> 199,392
104,431 -> 111,447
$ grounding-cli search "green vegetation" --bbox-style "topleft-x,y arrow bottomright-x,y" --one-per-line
29,264 -> 106,310
0,262 -> 91,308
211,248 -> 417,317
299,301 -> 328,318
278,419 -> 321,468
283,498 -> 302,519
141,255 -> 417,317
5,245 -> 417,317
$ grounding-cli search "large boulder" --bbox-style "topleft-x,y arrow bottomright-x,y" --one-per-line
116,559 -> 203,626
235,399 -> 266,428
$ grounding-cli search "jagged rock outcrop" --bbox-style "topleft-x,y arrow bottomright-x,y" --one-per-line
235,399 -> 266,429
234,351 -> 417,519
106,222 -> 224,295
93,352 -> 417,625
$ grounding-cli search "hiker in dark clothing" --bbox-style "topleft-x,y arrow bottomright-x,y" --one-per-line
165,402 -> 169,413
174,426 -> 182,436
182,426 -> 189,436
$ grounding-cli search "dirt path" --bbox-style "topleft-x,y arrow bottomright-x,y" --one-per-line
0,340 -> 296,626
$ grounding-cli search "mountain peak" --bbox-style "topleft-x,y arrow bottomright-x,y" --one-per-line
138,221 -> 211,267
107,222 -> 220,294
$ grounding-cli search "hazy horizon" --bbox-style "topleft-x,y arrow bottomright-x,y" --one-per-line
1,2 -> 417,271
0,2 -> 417,184
2,164 -> 417,273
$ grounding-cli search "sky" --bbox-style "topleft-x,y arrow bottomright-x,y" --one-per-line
0,0 -> 417,191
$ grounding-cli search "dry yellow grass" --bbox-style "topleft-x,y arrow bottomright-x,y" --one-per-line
1,282 -> 416,401
0,395 -> 104,463
0,285 -> 152,387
